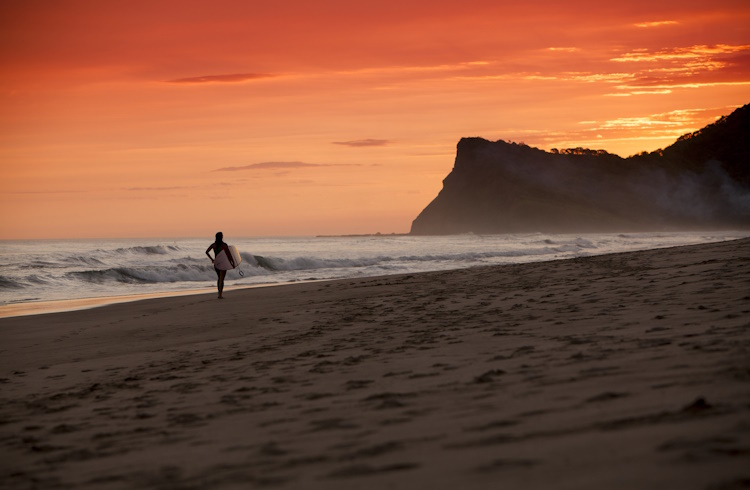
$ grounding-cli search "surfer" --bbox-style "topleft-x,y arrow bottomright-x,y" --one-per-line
206,232 -> 235,299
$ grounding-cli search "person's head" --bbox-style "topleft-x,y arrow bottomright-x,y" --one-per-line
215,232 -> 223,243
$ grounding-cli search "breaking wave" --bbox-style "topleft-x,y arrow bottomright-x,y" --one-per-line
0,276 -> 25,290
113,245 -> 181,255
67,264 -> 219,285
23,246 -> 588,289
247,245 -> 589,272
2,232 -> 746,308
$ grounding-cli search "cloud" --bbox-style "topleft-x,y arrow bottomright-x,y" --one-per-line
509,106 -> 741,157
333,139 -> 389,147
213,161 -> 363,172
167,73 -> 275,84
8,190 -> 83,194
605,44 -> 750,96
563,72 -> 634,83
127,186 -> 191,191
610,44 -> 750,63
456,42 -> 749,95
547,47 -> 580,53
634,20 -> 678,28
214,161 -> 318,172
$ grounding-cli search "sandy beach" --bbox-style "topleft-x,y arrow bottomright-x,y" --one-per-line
1,238 -> 749,489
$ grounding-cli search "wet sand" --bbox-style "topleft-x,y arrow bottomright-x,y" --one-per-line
1,238 -> 749,489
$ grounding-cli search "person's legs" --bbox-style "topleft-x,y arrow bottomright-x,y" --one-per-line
218,269 -> 227,298
214,267 -> 223,298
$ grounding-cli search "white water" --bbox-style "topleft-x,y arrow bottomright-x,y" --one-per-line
1,231 -> 747,308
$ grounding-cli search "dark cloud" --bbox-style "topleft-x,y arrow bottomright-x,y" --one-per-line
8,190 -> 82,194
167,73 -> 275,84
214,161 -> 363,172
127,186 -> 191,191
333,139 -> 389,147
214,161 -> 322,172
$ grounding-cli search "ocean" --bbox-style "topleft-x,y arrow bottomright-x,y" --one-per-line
1,231 -> 748,315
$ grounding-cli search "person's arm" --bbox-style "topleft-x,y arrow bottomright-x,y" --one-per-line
205,244 -> 215,264
223,244 -> 236,268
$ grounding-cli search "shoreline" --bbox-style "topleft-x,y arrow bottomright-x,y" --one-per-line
2,235 -> 747,320
1,238 -> 749,489
0,279 -> 344,320
0,284 -> 285,320
0,288 -> 214,319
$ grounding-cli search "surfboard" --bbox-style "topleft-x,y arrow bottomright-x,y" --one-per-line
214,245 -> 242,271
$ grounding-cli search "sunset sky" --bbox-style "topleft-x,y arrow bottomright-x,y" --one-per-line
1,0 -> 749,239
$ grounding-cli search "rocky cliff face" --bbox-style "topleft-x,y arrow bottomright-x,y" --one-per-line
410,104 -> 750,235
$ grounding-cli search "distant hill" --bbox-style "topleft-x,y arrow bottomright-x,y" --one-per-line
410,104 -> 750,235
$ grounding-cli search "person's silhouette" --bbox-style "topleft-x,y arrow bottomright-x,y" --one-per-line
205,232 -> 235,299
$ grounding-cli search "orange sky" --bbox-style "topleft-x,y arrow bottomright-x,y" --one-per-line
1,0 -> 749,239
